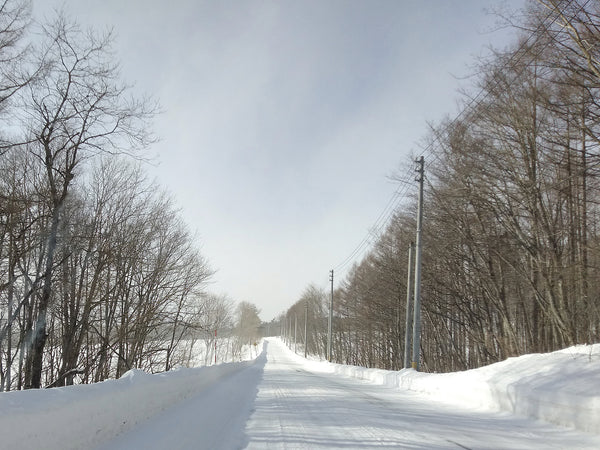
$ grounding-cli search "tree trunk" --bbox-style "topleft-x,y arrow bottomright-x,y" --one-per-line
27,206 -> 61,389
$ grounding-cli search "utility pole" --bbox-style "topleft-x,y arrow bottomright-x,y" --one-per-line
294,314 -> 298,354
404,242 -> 415,369
285,318 -> 289,345
412,156 -> 424,371
304,301 -> 308,358
327,269 -> 334,362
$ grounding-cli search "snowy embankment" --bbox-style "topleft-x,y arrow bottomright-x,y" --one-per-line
1,340 -> 598,449
0,342 -> 261,450
282,340 -> 600,435
0,361 -> 255,450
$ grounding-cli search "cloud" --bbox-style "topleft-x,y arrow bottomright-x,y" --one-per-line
34,0 -> 525,320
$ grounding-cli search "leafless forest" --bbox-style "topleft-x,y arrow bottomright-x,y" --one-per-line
2,0 -> 599,390
0,1 -> 262,390
281,1 -> 600,372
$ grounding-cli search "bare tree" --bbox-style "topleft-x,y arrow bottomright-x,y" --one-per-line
234,302 -> 261,358
286,0 -> 600,373
192,294 -> 234,366
0,0 -> 31,121
18,14 -> 155,388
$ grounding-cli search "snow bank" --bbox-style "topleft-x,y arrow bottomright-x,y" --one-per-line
0,360 -> 256,450
277,339 -> 600,435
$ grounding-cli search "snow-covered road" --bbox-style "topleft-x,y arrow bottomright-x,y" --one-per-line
96,339 -> 600,449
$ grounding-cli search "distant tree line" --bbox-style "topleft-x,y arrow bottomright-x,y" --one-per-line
0,1 -> 265,390
282,0 -> 600,372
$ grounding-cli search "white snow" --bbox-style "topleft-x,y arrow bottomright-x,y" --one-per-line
293,342 -> 600,434
0,361 -> 255,449
0,339 -> 598,449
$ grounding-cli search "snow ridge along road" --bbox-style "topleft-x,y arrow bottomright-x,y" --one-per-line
100,338 -> 599,449
2,338 -> 599,449
0,357 -> 261,449
97,352 -> 265,450
242,339 -> 599,449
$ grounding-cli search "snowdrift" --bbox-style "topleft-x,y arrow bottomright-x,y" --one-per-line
0,361 -> 255,450
281,340 -> 600,435
1,339 -> 597,449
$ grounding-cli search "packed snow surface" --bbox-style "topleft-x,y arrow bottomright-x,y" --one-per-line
1,338 -> 599,449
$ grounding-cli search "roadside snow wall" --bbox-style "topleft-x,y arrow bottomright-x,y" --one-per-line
0,360 -> 255,450
281,339 -> 600,435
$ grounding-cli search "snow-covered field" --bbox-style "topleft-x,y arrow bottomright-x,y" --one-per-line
0,338 -> 598,449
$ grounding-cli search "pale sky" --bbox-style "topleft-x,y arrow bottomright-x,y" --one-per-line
35,0 -> 524,321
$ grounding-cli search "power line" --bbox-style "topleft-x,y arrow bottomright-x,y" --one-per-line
330,0 -> 586,282
332,164 -> 415,274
